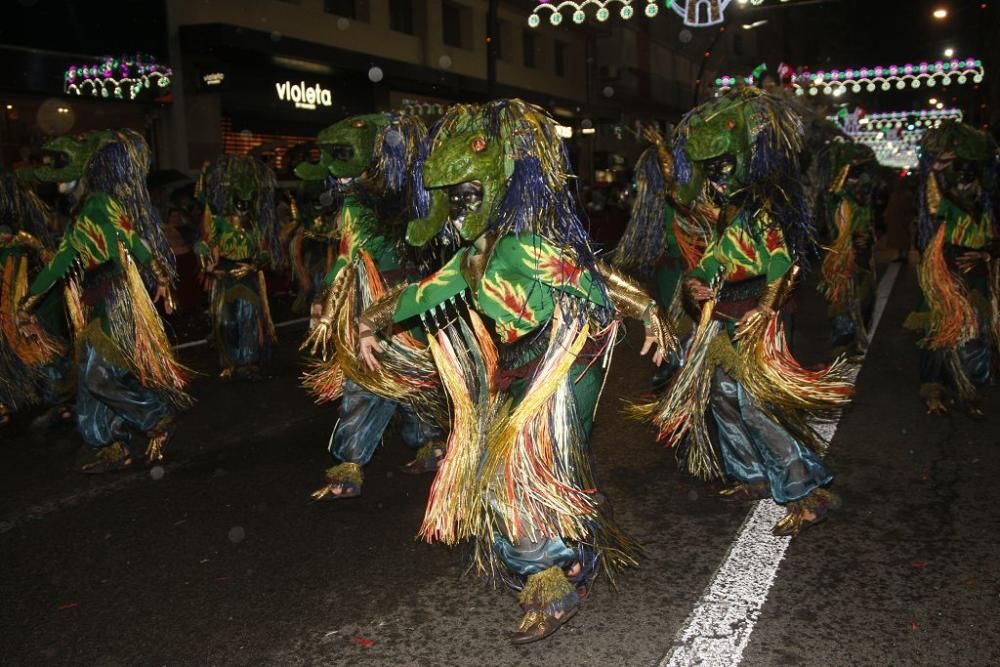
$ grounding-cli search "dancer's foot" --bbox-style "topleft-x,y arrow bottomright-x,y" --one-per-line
511,566 -> 581,644
310,481 -> 361,500
510,605 -> 579,644
772,489 -> 840,537
399,442 -> 446,475
311,462 -> 363,500
925,397 -> 949,416
965,401 -> 986,420
80,442 -> 133,474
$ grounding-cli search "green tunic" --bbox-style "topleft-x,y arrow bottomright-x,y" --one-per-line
29,192 -> 153,335
689,212 -> 792,287
393,233 -> 606,344
324,195 -> 400,287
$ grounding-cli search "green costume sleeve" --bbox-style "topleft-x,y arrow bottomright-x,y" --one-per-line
392,250 -> 469,322
28,231 -> 77,297
688,241 -> 722,284
505,234 -> 606,306
194,214 -> 217,258
762,224 -> 792,285
323,201 -> 386,287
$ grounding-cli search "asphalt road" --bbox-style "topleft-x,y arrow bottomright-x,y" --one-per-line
1,263 -> 998,666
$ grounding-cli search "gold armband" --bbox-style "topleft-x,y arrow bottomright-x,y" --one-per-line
596,261 -> 657,321
150,258 -> 170,285
318,268 -> 354,326
758,266 -> 800,312
360,284 -> 406,333
14,231 -> 45,254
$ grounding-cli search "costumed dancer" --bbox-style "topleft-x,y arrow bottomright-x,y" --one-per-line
195,155 -> 284,380
286,179 -> 340,319
903,121 -> 999,417
0,173 -> 72,425
354,100 -> 678,642
18,130 -> 191,472
818,141 -> 879,358
613,126 -> 715,385
299,112 -> 447,499
634,87 -> 853,536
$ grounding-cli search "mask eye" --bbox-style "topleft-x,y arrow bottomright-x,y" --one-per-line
470,136 -> 487,153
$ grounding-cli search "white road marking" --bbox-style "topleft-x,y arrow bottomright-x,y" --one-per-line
661,262 -> 901,667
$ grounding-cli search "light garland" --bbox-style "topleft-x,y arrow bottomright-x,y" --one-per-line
845,131 -> 921,170
828,108 -> 966,170
528,0 -> 657,27
528,0 -> 736,28
64,54 -> 173,101
716,58 -> 985,95
830,108 -> 964,131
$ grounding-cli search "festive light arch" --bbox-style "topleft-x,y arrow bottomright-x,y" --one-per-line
832,108 -> 966,171
831,108 -> 964,130
716,59 -> 984,95
528,0 -> 737,28
64,54 -> 172,101
528,0 -> 657,28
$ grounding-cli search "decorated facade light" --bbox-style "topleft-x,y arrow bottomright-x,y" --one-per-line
715,58 -> 984,95
64,54 -> 172,101
529,0 -> 736,28
528,0 -> 653,27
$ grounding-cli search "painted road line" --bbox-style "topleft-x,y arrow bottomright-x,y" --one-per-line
172,317 -> 310,351
661,261 -> 901,667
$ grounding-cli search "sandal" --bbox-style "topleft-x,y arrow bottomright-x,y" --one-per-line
772,488 -> 840,537
399,442 -> 446,475
310,480 -> 362,500
80,442 -> 134,474
510,605 -> 579,645
311,462 -> 363,500
510,566 -> 581,644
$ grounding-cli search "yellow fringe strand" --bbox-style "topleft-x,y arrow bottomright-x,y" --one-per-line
819,199 -> 857,306
1,255 -> 63,365
112,245 -> 193,407
917,225 -> 979,350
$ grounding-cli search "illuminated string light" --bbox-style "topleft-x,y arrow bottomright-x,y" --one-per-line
64,54 -> 172,101
830,108 -> 965,170
715,58 -> 984,95
528,0 -> 737,28
528,0 -> 652,27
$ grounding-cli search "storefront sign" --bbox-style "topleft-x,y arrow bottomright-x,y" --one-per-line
275,80 -> 333,110
202,72 -> 225,87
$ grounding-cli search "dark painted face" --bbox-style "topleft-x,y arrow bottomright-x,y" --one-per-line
446,181 -> 484,235
936,155 -> 982,210
845,171 -> 870,203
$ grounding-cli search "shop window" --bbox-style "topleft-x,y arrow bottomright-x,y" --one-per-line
494,20 -> 511,61
324,0 -> 354,17
442,2 -> 470,49
523,30 -> 537,68
222,118 -> 315,176
390,0 -> 415,34
324,0 -> 369,20
554,40 -> 568,77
